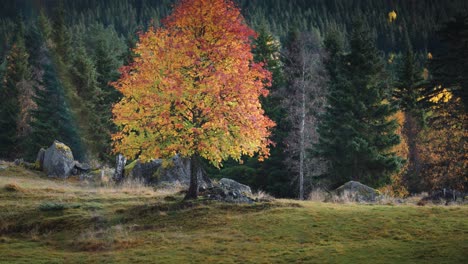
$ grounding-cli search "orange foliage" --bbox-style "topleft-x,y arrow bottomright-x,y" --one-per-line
418,98 -> 467,192
379,111 -> 409,197
111,0 -> 275,167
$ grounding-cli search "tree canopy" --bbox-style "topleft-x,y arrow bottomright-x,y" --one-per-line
111,0 -> 275,198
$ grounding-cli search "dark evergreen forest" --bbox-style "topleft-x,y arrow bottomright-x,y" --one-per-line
0,0 -> 466,198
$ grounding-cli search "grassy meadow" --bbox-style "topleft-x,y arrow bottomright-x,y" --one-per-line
0,163 -> 467,264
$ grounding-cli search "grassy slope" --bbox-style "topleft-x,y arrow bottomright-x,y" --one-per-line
0,164 -> 467,264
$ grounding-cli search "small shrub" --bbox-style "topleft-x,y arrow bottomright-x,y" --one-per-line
39,202 -> 68,211
4,183 -> 24,192
252,190 -> 274,202
417,200 -> 427,206
308,188 -> 327,202
73,225 -> 139,251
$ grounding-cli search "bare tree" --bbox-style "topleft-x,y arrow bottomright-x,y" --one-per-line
282,31 -> 327,200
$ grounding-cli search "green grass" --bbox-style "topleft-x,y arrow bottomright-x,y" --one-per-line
0,164 -> 467,263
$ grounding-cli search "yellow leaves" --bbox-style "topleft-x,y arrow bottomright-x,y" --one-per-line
427,52 -> 433,60
388,10 -> 397,23
429,87 -> 453,104
388,53 -> 395,64
111,0 -> 274,166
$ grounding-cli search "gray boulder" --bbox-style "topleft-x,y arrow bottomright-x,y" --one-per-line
43,140 -> 76,178
35,148 -> 46,170
125,155 -> 212,190
74,161 -> 91,174
330,181 -> 380,203
202,178 -> 254,203
219,178 -> 252,194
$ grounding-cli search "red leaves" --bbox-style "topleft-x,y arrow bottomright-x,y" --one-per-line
111,0 -> 275,166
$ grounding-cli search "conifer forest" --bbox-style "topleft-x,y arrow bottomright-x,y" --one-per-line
0,1 -> 467,262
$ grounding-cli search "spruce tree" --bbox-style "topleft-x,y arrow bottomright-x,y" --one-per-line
316,21 -> 403,188
28,24 -> 85,160
394,30 -> 425,192
394,30 -> 424,111
69,43 -> 109,160
0,19 -> 29,158
30,58 -> 84,161
51,3 -> 71,62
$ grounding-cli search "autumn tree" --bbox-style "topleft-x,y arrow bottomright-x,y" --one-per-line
212,25 -> 290,197
418,99 -> 467,192
112,0 -> 275,199
416,15 -> 468,193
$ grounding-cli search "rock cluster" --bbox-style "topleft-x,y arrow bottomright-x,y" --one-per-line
13,140 -> 259,204
36,140 -> 90,178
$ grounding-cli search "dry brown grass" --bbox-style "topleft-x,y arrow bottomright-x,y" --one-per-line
4,183 -> 26,193
73,225 -> 141,251
308,188 -> 328,202
252,190 -> 275,202
0,163 -> 184,202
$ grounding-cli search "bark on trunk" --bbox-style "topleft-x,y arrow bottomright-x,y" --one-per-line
403,112 -> 422,192
299,78 -> 305,200
184,154 -> 199,200
113,154 -> 126,183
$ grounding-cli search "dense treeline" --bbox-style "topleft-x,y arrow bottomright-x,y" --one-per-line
0,0 -> 466,198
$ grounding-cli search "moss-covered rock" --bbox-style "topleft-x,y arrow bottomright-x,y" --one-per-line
329,181 -> 380,203
43,140 -> 75,178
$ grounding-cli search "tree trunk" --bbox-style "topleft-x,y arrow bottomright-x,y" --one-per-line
113,153 -> 126,183
299,79 -> 305,200
184,154 -> 199,200
403,112 -> 422,192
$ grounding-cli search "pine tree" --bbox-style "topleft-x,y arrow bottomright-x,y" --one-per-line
70,44 -> 100,102
316,21 -> 403,188
394,30 -> 424,111
31,62 -> 84,160
0,18 -> 30,158
30,58 -> 84,161
84,23 -> 127,160
51,3 -> 71,62
252,26 -> 291,197
394,30 -> 425,192
69,42 -> 109,160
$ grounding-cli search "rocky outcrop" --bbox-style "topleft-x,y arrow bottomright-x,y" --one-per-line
124,155 -> 212,190
329,181 -> 380,203
202,178 -> 254,203
219,178 -> 252,194
43,140 -> 76,178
